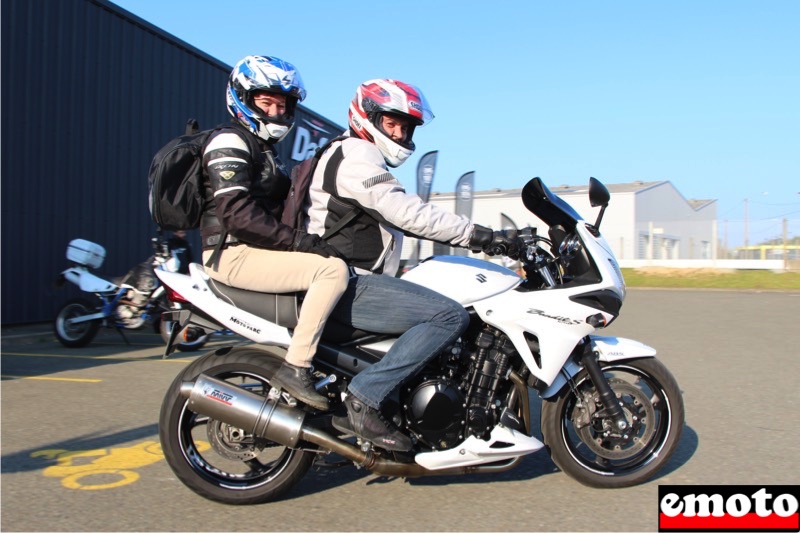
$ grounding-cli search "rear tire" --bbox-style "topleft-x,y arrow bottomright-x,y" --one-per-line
541,357 -> 684,488
53,298 -> 100,347
159,347 -> 315,505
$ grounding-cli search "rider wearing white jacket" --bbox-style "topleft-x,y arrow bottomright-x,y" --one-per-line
306,79 -> 522,451
307,134 -> 474,276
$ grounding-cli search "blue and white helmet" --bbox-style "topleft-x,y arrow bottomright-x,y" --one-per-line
226,55 -> 307,143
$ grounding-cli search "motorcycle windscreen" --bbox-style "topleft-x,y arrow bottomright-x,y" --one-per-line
521,178 -> 584,229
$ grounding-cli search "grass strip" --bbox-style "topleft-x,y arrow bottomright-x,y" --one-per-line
621,268 -> 800,290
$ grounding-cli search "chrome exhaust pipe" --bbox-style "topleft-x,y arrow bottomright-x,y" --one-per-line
180,374 -> 305,448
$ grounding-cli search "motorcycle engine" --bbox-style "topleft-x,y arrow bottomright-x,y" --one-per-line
115,289 -> 148,327
404,376 -> 466,450
403,326 -> 520,450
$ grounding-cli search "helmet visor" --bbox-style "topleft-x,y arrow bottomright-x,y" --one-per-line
247,90 -> 297,126
374,113 -> 417,151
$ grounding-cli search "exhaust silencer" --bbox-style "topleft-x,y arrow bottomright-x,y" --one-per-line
180,373 -> 305,448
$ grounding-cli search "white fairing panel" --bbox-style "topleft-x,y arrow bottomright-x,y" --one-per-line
157,264 -> 293,347
592,336 -> 657,359
415,425 -> 544,469
401,256 -> 522,305
64,269 -> 117,293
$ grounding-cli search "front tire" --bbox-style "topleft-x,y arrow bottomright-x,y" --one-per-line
541,357 -> 684,488
159,347 -> 315,505
53,298 -> 100,347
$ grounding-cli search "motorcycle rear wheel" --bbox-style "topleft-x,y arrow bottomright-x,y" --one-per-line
159,347 -> 315,505
541,357 -> 684,488
53,298 -> 100,347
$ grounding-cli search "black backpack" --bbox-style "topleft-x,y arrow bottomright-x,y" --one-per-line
281,135 -> 360,239
148,120 -> 260,231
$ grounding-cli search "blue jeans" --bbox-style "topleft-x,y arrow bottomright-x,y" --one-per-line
330,274 -> 470,410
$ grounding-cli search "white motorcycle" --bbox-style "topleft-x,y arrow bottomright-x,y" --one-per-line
53,236 -> 209,351
156,177 -> 684,505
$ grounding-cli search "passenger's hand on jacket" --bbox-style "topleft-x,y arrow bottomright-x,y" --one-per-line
292,232 -> 344,259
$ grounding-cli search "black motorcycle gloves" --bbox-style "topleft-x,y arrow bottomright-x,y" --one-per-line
469,224 -> 494,251
292,231 -> 344,259
469,224 -> 525,259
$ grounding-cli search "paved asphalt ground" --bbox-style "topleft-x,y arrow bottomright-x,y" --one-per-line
1,289 -> 799,532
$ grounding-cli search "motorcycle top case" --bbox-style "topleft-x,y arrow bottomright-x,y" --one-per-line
66,239 -> 106,269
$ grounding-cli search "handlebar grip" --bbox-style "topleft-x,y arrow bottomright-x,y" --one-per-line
491,245 -> 507,256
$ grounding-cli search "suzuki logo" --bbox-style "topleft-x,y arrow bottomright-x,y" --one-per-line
476,274 -> 487,283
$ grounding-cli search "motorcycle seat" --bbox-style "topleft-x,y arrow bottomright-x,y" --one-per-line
206,277 -> 379,345
207,278 -> 300,329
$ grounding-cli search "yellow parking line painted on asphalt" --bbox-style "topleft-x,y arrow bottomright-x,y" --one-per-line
2,375 -> 102,383
0,352 -> 194,363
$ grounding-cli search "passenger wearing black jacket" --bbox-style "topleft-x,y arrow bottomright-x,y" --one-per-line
199,55 -> 348,411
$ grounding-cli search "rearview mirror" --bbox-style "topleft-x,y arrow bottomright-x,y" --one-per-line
589,177 -> 610,208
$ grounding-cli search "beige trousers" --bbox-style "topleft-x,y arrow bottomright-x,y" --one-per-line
202,245 -> 349,367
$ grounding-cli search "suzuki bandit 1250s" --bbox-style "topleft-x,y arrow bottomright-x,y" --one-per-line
155,177 -> 684,505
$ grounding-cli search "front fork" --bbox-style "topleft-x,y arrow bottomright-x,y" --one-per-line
578,340 -> 629,432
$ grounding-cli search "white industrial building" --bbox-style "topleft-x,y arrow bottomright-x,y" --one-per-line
402,180 -> 718,263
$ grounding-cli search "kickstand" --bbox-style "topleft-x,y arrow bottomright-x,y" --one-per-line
115,328 -> 131,345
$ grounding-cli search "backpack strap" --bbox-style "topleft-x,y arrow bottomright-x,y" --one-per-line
322,208 -> 357,239
307,135 -> 347,185
319,144 -> 359,240
185,118 -> 199,135
204,230 -> 228,268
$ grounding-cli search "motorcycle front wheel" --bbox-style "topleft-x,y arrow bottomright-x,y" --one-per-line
541,357 -> 684,488
159,347 -> 315,505
53,298 -> 100,347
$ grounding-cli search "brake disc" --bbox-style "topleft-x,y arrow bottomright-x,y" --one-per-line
206,419 -> 264,461
576,378 -> 656,460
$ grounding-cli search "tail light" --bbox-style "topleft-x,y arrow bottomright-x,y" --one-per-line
165,285 -> 189,304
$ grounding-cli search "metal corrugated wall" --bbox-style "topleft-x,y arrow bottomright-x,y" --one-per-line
1,0 -> 343,325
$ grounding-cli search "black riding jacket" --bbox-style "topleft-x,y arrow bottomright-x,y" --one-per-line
200,123 -> 296,251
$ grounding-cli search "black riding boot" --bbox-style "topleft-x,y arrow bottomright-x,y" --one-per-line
332,395 -> 412,451
271,361 -> 329,411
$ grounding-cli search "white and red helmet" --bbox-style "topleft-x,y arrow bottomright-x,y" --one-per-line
348,79 -> 434,167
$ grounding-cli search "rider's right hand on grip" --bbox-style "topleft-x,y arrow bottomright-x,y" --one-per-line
469,224 -> 524,259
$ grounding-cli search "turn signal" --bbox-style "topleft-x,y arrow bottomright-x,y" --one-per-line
586,313 -> 607,328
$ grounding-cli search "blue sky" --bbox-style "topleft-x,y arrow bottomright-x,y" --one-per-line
112,0 -> 799,247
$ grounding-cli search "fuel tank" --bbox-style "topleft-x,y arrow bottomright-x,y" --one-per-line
400,256 -> 522,306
